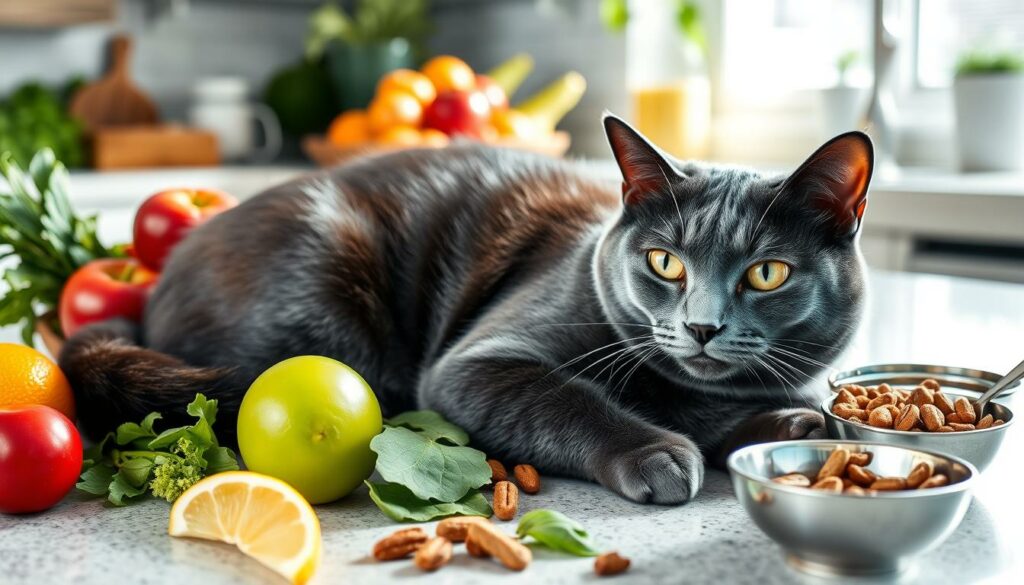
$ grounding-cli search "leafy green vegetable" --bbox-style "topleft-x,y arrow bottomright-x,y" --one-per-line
306,0 -> 432,60
77,394 -> 239,506
370,426 -> 491,502
0,149 -> 117,345
385,410 -> 469,445
516,509 -> 601,557
366,410 -> 493,521
0,81 -> 86,169
366,481 -> 491,522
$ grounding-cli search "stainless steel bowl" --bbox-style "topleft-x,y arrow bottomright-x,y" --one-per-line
829,363 -> 1019,396
728,440 -> 976,577
822,387 -> 1014,470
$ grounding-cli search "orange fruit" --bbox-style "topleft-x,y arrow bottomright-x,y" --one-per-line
376,126 -> 422,146
420,128 -> 450,147
0,343 -> 75,420
327,110 -> 370,146
421,56 -> 476,93
368,91 -> 424,134
377,69 -> 436,106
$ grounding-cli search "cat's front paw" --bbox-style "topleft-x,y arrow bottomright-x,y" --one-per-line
595,434 -> 704,505
770,407 -> 826,441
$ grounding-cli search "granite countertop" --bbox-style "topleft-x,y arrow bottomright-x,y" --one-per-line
2,270 -> 1022,585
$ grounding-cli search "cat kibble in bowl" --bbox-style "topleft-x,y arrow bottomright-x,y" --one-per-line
822,376 -> 1014,470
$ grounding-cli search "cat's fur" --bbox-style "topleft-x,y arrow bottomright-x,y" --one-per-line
61,116 -> 872,504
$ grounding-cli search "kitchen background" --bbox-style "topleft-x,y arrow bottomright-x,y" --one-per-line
2,0 -> 1024,282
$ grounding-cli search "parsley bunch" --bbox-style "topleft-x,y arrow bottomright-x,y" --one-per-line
77,394 -> 239,506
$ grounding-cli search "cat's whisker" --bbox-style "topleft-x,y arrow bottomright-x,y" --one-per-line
769,346 -> 835,372
537,334 -> 656,383
558,338 -> 657,389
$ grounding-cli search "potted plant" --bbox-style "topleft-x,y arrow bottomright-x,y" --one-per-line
306,0 -> 432,112
819,50 -> 868,138
953,50 -> 1024,171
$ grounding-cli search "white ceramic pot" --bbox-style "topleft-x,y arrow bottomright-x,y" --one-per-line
953,73 -> 1024,171
188,77 -> 282,162
819,85 -> 869,139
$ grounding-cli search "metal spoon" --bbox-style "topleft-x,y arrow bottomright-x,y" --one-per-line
974,357 -> 1024,418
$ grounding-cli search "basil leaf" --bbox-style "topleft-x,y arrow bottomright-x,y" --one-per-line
76,464 -> 116,495
108,471 -> 148,506
385,410 -> 469,445
365,481 -> 492,522
370,426 -> 490,502
516,509 -> 601,557
115,412 -> 162,445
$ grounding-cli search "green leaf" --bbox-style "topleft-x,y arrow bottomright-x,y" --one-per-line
76,464 -> 116,495
385,410 -> 470,445
119,457 -> 155,488
370,426 -> 491,502
203,446 -> 240,474
677,1 -> 706,53
599,0 -> 628,32
108,471 -> 149,506
365,481 -> 492,522
149,394 -> 218,450
115,412 -> 162,445
516,509 -> 601,557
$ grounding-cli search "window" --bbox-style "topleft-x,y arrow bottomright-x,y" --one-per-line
915,0 -> 1024,88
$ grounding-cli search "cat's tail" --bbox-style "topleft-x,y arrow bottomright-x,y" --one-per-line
59,318 -> 243,442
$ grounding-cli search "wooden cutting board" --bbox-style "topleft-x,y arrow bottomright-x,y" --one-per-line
70,34 -> 159,130
91,126 -> 220,170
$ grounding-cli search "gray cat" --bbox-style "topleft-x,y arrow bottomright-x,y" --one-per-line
61,115 -> 873,504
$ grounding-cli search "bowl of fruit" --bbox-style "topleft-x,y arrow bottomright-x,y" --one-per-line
303,54 -> 584,166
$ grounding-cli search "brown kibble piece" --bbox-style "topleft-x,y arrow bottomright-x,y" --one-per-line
909,387 -> 934,408
933,392 -> 955,415
848,415 -> 865,424
954,397 -> 976,424
811,477 -> 843,492
487,459 -> 508,484
994,419 -> 1005,426
855,395 -> 870,408
373,527 -> 428,561
884,404 -> 901,421
832,403 -> 865,420
921,379 -> 940,391
847,452 -> 872,466
835,388 -> 856,405
436,516 -> 487,542
594,551 -> 631,576
921,404 -> 945,431
817,448 -> 851,480
918,474 -> 949,489
945,412 -> 963,424
467,522 -> 532,571
877,383 -> 893,394
894,404 -> 920,431
414,537 -> 452,572
868,407 -> 893,429
866,393 -> 896,411
493,481 -> 519,521
937,425 -> 956,432
465,535 -> 489,558
771,473 -> 811,487
870,477 -> 908,491
846,464 -> 877,487
513,464 -> 541,494
949,423 -> 976,432
845,384 -> 867,397
976,414 -> 994,429
844,485 -> 866,496
906,460 -> 934,488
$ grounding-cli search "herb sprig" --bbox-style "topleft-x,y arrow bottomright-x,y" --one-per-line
77,394 -> 239,506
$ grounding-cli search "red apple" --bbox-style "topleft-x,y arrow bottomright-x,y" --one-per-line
133,188 -> 238,271
0,405 -> 83,514
59,258 -> 159,339
423,90 -> 492,138
476,74 -> 509,111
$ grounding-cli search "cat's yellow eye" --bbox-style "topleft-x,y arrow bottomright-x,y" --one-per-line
745,261 -> 791,291
647,249 -> 686,281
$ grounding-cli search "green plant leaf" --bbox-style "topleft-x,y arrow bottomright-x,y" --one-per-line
115,412 -> 162,445
677,1 -> 706,53
203,446 -> 240,474
516,509 -> 601,557
76,464 -> 116,495
599,0 -> 628,32
108,471 -> 148,506
149,394 -> 219,450
119,457 -> 155,488
365,481 -> 492,522
385,410 -> 470,445
370,426 -> 490,502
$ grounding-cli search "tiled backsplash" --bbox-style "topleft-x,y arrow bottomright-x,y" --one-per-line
0,0 -> 625,157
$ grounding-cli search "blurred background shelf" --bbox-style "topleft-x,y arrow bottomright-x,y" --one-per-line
0,0 -> 115,27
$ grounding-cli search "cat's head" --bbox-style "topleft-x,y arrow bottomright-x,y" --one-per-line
594,115 -> 872,393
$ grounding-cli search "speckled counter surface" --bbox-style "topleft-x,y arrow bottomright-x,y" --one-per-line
2,274 -> 1023,585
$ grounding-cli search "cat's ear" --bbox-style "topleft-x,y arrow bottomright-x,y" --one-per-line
785,131 -> 874,237
603,113 -> 681,205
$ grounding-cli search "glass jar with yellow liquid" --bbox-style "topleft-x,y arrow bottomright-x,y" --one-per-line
626,0 -> 711,159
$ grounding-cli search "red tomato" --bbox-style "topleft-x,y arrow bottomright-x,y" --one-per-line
132,188 -> 238,271
0,405 -> 83,514
58,258 -> 158,339
476,74 -> 509,111
423,90 -> 492,138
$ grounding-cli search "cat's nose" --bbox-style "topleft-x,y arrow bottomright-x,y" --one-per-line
685,323 -> 723,344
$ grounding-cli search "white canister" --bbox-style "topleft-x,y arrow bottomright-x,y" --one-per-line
188,77 -> 282,162
953,73 -> 1024,172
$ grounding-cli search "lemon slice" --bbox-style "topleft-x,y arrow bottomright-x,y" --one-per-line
169,471 -> 321,584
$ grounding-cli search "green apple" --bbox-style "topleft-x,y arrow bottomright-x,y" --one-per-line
237,356 -> 382,504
